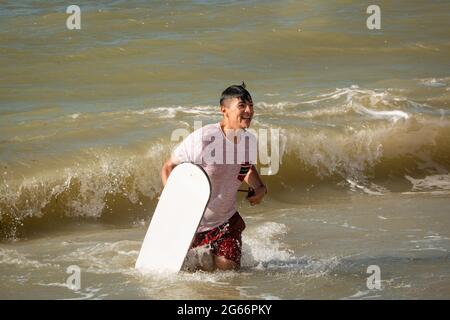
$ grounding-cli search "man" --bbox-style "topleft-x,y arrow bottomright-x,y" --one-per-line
161,83 -> 267,271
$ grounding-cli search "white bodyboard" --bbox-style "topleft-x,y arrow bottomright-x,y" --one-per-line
135,163 -> 211,273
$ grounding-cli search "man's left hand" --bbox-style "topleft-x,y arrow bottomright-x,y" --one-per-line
247,185 -> 267,206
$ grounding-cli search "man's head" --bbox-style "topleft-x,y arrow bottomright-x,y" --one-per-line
220,82 -> 254,130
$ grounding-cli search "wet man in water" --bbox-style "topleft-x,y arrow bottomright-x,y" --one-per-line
161,83 -> 267,271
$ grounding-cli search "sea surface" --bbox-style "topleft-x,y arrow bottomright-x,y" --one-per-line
1,0 -> 450,299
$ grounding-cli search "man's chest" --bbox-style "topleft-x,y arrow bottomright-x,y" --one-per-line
203,162 -> 252,184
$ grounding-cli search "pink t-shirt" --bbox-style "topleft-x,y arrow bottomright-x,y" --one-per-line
172,123 -> 257,232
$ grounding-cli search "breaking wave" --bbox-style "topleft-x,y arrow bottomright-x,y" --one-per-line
1,85 -> 449,240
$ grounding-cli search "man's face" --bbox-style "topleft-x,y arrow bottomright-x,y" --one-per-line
221,97 -> 254,130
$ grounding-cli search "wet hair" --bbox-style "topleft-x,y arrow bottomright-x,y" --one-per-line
220,82 -> 253,106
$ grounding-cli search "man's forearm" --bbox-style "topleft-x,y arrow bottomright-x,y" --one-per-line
245,165 -> 267,191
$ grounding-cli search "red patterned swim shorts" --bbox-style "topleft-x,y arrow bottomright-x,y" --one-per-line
190,212 -> 246,265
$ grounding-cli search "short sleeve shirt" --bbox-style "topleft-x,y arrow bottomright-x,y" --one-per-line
172,123 -> 257,232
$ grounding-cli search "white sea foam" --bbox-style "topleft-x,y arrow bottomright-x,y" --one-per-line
53,240 -> 138,275
0,248 -> 60,269
134,221 -> 341,285
242,222 -> 340,275
298,86 -> 421,123
419,78 -> 447,87
255,101 -> 297,111
62,287 -> 105,300
69,113 -> 80,119
242,222 -> 293,268
343,290 -> 382,300
405,174 -> 450,192
352,104 -> 409,122
346,178 -> 387,196
131,105 -> 217,118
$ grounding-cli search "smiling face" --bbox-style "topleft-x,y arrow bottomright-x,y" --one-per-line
220,97 -> 254,130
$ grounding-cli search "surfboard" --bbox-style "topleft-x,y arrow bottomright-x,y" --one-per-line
135,163 -> 211,273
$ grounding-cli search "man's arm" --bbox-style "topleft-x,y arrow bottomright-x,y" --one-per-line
161,157 -> 179,186
243,165 -> 267,206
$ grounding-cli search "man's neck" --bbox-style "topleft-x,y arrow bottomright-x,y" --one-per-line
219,120 -> 239,144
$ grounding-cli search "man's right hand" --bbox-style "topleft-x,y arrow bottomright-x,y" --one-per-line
161,158 -> 178,186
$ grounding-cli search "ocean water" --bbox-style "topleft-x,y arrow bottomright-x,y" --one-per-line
1,0 -> 449,299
